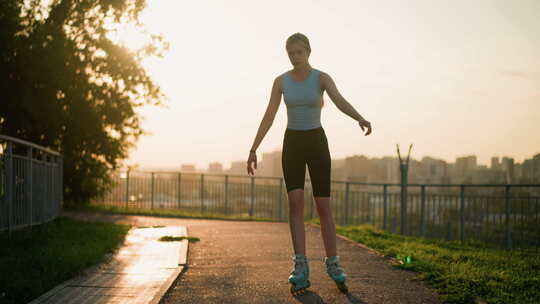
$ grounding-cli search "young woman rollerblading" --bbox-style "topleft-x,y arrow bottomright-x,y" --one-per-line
247,32 -> 372,295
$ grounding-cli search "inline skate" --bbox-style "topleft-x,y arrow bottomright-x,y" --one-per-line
288,254 -> 311,295
324,255 -> 348,293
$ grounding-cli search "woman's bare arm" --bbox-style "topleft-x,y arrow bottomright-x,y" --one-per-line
250,76 -> 282,152
321,72 -> 372,135
321,72 -> 366,122
247,76 -> 282,175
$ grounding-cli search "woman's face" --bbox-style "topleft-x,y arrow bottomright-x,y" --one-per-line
286,42 -> 310,68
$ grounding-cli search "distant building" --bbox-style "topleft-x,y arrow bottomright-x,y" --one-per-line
344,155 -> 396,183
181,164 -> 196,172
344,155 -> 372,182
260,150 -> 282,178
207,162 -> 223,173
383,157 -> 400,183
331,159 -> 346,181
521,153 -> 540,183
455,155 -> 477,180
514,163 -> 522,182
501,157 -> 515,183
228,161 -> 245,175
491,157 -> 501,170
418,156 -> 448,184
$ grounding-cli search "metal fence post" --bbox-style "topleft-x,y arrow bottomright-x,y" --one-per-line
200,174 -> 205,213
7,141 -> 13,238
505,185 -> 512,249
460,185 -> 465,243
57,156 -> 61,212
49,156 -> 54,218
344,182 -> 350,225
383,184 -> 388,230
125,170 -> 130,210
151,172 -> 155,209
224,175 -> 229,216
177,172 -> 182,209
27,147 -> 33,229
48,154 -> 52,220
53,156 -> 57,214
60,155 -> 63,207
278,178 -> 283,221
400,163 -> 408,235
250,176 -> 255,217
421,185 -> 426,237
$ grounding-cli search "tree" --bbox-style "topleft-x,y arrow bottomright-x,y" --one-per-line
0,0 -> 168,204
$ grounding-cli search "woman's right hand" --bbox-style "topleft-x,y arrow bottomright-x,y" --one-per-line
247,151 -> 257,175
358,119 -> 372,136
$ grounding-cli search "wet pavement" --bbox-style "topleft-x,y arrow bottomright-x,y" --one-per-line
29,217 -> 187,304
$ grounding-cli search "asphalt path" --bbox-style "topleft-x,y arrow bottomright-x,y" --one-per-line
63,211 -> 443,304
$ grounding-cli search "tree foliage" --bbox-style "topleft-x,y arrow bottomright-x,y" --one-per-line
0,0 -> 167,204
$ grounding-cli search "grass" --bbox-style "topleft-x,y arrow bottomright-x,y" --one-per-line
159,235 -> 200,242
307,218 -> 540,304
0,216 -> 130,304
67,203 -> 278,222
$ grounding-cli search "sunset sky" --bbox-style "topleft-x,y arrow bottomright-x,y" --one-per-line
120,0 -> 540,170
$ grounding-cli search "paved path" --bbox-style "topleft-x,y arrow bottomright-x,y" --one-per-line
61,211 -> 443,304
29,216 -> 188,304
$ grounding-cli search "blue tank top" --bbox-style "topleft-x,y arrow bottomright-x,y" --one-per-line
282,68 -> 322,130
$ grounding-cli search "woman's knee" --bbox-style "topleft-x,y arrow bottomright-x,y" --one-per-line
287,188 -> 304,211
314,197 -> 332,215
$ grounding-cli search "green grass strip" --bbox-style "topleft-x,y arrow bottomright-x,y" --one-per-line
307,218 -> 540,304
0,217 -> 130,304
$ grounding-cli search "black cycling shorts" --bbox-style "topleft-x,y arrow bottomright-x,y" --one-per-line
281,127 -> 331,197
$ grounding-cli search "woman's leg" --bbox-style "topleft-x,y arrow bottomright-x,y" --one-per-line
282,129 -> 308,256
288,188 -> 306,255
314,196 -> 337,257
305,128 -> 336,257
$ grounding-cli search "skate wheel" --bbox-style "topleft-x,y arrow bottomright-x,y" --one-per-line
290,286 -> 305,295
290,286 -> 307,296
337,282 -> 348,294
290,282 -> 310,296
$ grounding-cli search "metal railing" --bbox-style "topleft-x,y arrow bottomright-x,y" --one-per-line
99,171 -> 540,249
0,135 -> 63,236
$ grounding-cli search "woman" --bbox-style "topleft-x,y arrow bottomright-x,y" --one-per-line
246,33 -> 372,295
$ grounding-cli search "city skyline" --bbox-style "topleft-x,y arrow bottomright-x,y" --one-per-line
139,149 -> 539,173
132,150 -> 540,186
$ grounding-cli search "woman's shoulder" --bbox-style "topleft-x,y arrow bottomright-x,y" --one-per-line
274,71 -> 291,89
315,68 -> 330,78
278,71 -> 288,79
271,72 -> 288,92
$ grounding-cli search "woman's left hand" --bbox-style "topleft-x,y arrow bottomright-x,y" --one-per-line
358,119 -> 372,136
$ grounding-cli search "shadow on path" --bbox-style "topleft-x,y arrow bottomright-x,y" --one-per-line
290,289 -> 369,304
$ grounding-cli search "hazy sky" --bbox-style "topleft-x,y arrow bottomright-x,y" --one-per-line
121,0 -> 540,170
